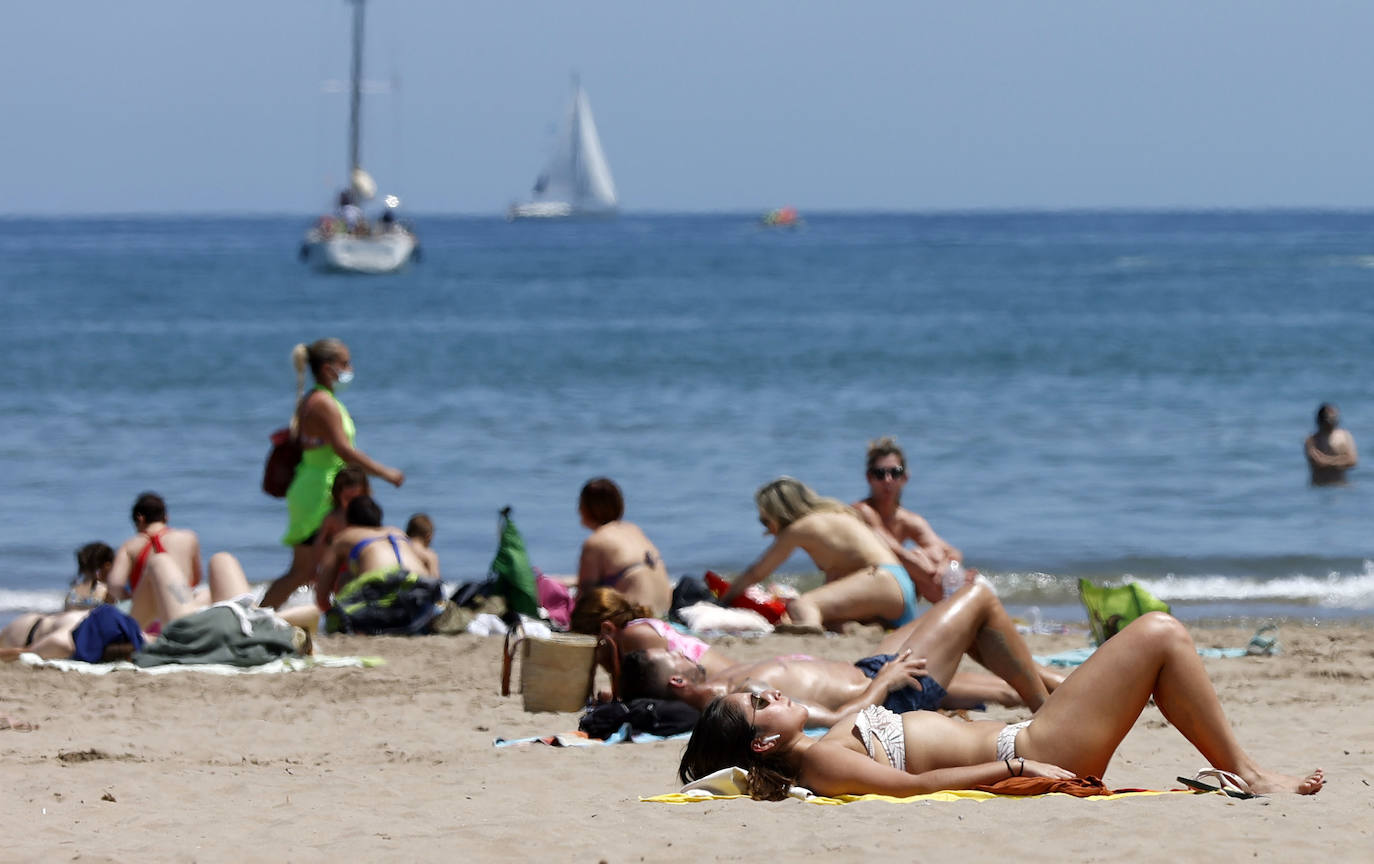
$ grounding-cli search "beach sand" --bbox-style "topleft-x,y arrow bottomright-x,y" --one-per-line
1,619 -> 1370,863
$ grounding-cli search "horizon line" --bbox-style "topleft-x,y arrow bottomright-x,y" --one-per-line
6,205 -> 1374,220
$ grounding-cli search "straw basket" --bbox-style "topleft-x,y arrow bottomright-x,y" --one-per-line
500,624 -> 599,713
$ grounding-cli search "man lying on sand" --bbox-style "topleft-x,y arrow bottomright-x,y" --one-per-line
621,579 -> 1058,726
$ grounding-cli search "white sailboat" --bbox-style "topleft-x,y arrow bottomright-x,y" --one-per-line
508,78 -> 618,220
301,0 -> 417,274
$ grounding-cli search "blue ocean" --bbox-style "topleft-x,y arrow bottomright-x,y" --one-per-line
2,212 -> 1371,624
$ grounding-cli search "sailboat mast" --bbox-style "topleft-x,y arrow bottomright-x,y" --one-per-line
347,0 -> 365,176
570,76 -> 582,199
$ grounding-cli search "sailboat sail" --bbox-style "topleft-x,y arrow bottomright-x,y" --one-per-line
516,81 -> 617,216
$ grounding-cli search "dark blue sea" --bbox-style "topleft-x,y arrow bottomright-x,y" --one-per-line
2,212 -> 1372,624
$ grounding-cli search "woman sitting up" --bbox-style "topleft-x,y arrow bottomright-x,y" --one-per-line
679,612 -> 1324,799
65,542 -> 115,610
314,495 -> 434,612
577,478 -> 671,618
718,477 -> 916,634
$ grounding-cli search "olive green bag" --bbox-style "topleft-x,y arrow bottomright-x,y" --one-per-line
1078,578 -> 1171,645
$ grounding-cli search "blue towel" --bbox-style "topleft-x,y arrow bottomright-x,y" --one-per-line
70,605 -> 145,663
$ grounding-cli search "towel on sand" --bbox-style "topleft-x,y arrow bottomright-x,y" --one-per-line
646,766 -> 1187,805
133,603 -> 299,668
19,653 -> 382,676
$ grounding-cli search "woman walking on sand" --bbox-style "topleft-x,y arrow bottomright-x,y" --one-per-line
261,338 -> 403,609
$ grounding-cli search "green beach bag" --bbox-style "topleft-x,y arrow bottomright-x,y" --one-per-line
1078,578 -> 1171,645
491,507 -> 541,619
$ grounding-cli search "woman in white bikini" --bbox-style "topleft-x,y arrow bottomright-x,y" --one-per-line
679,612 -> 1324,799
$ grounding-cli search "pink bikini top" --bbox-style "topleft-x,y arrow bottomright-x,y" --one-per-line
628,618 -> 710,664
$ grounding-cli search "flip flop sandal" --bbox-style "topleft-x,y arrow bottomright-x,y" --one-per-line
1177,768 -> 1258,799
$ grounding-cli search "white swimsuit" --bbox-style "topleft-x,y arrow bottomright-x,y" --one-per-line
854,705 -> 906,770
996,719 -> 1031,761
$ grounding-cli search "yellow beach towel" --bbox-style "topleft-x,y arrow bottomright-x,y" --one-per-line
643,766 -> 1190,805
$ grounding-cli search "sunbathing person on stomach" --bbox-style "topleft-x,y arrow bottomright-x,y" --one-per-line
620,578 -> 1050,726
679,612 -> 1323,799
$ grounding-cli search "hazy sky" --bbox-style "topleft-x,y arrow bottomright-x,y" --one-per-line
4,1 -> 1374,214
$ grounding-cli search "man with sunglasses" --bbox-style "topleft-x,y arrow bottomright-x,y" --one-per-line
619,577 -> 1056,727
853,436 -> 965,604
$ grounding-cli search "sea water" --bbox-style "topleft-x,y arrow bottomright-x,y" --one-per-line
2,212 -> 1372,625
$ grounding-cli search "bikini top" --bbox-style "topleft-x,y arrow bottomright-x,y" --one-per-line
854,705 -> 906,771
603,550 -> 659,588
348,533 -> 409,570
628,617 -> 709,664
127,529 -> 168,594
65,581 -> 103,610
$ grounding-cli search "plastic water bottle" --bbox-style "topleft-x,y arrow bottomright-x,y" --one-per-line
941,561 -> 965,599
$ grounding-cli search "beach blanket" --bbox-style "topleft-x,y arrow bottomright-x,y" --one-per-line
644,766 -> 1189,805
18,652 -> 383,676
494,725 -> 827,749
1034,625 -> 1280,668
135,603 -> 300,667
493,723 -> 693,748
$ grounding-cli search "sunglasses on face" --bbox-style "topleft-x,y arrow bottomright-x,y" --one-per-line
868,466 -> 905,480
748,690 -> 769,712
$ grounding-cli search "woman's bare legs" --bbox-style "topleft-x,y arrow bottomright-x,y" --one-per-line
1019,612 -> 1323,794
889,581 -> 1049,711
785,566 -> 907,632
260,545 -> 316,609
206,552 -> 253,602
143,554 -> 207,623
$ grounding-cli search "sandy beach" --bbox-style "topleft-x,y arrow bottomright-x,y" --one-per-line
1,618 -> 1370,863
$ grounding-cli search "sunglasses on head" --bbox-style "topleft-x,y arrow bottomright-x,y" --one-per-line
868,466 -> 905,480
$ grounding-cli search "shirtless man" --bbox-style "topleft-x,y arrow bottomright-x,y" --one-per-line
622,579 -> 1051,726
853,436 -> 965,604
719,477 -> 915,633
105,492 -> 204,629
314,495 -> 433,612
1305,403 -> 1358,486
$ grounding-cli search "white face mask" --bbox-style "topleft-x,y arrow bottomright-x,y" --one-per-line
334,368 -> 355,390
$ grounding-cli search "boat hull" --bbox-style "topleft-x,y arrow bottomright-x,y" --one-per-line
302,232 -> 416,274
507,202 -> 616,221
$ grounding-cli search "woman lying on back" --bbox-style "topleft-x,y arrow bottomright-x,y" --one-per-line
679,612 -> 1323,799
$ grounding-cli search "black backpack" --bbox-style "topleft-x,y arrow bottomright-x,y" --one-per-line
326,571 -> 445,635
578,698 -> 700,739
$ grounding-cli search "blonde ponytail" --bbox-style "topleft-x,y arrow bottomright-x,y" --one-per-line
290,343 -> 309,433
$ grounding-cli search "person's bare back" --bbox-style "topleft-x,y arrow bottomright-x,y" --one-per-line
783,511 -> 897,579
109,525 -> 203,628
